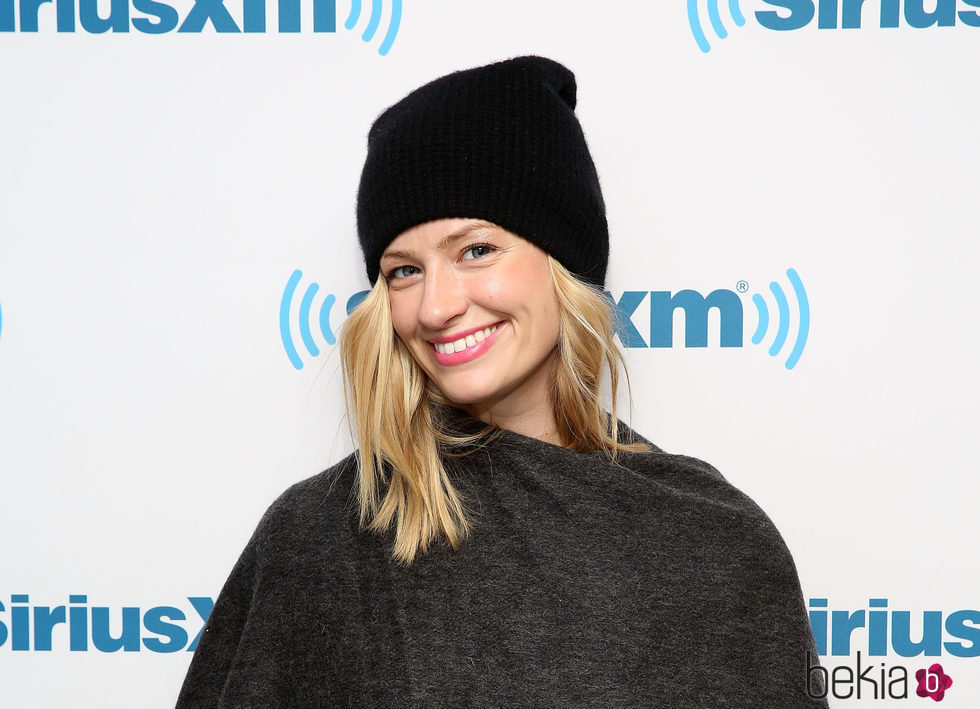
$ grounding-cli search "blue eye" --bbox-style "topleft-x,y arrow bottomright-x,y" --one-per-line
388,265 -> 419,280
463,243 -> 495,260
386,244 -> 495,281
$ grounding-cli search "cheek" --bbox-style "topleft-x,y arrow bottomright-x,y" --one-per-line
388,298 -> 416,340
537,295 -> 561,342
472,273 -> 504,301
518,263 -> 559,324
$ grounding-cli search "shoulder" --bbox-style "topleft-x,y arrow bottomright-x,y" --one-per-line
608,438 -> 819,705
266,451 -> 359,515
176,454 -> 366,706
248,452 -> 361,560
614,421 -> 797,563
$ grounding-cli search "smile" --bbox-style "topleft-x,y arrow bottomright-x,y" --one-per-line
429,322 -> 505,366
432,324 -> 499,354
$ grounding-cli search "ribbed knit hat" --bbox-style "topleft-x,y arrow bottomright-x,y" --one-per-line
356,55 -> 609,288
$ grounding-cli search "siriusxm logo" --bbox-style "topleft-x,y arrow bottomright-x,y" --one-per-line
0,594 -> 214,653
279,267 -> 810,370
279,269 -> 367,370
0,0 -> 402,54
606,267 -> 809,369
809,598 -> 980,658
688,0 -> 746,51
688,0 -> 980,52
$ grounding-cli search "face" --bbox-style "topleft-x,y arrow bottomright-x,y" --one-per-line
381,218 -> 561,419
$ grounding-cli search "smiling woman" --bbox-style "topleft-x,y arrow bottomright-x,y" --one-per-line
383,220 -> 562,435
175,56 -> 828,708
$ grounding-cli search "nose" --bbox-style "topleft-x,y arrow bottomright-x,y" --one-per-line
417,261 -> 468,332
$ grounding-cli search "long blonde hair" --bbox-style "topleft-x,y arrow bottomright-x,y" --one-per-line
338,255 -> 649,564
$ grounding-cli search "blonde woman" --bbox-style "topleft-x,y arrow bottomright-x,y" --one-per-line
176,56 -> 827,707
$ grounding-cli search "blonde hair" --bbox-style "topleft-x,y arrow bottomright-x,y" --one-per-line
338,255 -> 649,565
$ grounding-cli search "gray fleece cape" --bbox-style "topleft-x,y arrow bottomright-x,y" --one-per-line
176,405 -> 827,708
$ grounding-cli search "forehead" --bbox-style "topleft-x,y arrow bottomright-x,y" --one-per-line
381,219 -> 500,262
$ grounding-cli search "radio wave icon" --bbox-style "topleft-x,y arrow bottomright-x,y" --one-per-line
280,270 -> 337,370
344,0 -> 402,56
750,268 -> 810,370
687,0 -> 745,53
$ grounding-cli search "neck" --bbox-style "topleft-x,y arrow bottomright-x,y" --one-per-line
462,397 -> 563,448
452,348 -> 565,447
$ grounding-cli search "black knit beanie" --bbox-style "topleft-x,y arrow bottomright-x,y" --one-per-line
356,55 -> 609,289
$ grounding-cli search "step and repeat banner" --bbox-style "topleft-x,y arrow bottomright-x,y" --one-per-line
1,1 -> 978,706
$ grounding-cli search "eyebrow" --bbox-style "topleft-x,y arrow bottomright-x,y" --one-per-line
380,221 -> 496,263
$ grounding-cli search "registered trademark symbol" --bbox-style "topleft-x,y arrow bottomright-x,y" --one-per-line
736,280 -> 749,293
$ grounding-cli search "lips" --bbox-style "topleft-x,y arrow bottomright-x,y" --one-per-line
431,323 -> 500,354
429,322 -> 506,366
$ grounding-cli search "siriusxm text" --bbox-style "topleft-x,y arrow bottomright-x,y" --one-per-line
606,289 -> 743,348
0,0 -> 336,33
809,598 -> 980,657
758,0 -> 980,30
0,595 -> 214,653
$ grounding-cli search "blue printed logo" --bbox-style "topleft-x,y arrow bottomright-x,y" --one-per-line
279,267 -> 810,371
750,268 -> 809,370
0,0 -> 403,55
688,0 -> 980,52
0,594 -> 214,653
605,267 -> 809,369
279,269 -> 368,370
343,0 -> 401,55
687,0 -> 746,53
808,598 -> 980,659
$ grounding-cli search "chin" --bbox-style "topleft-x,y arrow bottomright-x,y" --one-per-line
432,386 -> 494,408
432,376 -> 513,409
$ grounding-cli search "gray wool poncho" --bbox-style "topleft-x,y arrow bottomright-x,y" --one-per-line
176,406 -> 827,708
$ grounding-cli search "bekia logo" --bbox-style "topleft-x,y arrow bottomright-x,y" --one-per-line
0,0 -> 403,54
279,267 -> 810,370
804,597 -> 978,702
916,664 -> 953,701
806,653 -> 959,702
688,0 -> 980,52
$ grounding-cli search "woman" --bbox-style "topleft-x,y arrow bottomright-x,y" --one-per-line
176,56 -> 826,707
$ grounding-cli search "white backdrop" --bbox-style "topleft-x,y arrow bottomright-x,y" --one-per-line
1,1 -> 978,706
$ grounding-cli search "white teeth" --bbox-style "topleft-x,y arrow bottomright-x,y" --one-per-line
433,324 -> 500,355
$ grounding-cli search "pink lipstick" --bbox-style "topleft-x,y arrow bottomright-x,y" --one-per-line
430,322 -> 506,366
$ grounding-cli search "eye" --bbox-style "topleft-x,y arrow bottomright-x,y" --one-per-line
387,265 -> 420,280
462,243 -> 496,260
